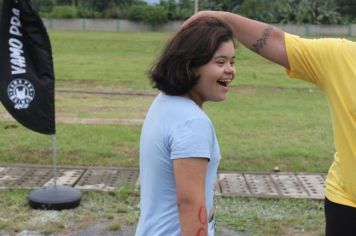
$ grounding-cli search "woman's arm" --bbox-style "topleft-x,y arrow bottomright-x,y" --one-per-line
174,158 -> 209,236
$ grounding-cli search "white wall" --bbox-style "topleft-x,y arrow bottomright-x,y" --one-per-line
43,19 -> 356,37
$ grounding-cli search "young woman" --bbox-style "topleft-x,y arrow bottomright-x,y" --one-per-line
135,17 -> 236,236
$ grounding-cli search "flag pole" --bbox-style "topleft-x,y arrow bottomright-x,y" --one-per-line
28,134 -> 82,210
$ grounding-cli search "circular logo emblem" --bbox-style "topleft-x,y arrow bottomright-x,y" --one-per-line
7,79 -> 35,109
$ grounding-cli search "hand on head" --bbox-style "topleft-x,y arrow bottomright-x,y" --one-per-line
182,11 -> 226,29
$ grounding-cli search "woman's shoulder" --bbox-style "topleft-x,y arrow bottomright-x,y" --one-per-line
152,94 -> 210,123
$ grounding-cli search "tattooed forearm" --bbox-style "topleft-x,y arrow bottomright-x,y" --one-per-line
251,26 -> 274,53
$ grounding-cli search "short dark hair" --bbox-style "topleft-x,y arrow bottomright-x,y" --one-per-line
149,17 -> 235,95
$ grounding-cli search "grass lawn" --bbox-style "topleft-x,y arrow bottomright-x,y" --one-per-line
0,31 -> 344,235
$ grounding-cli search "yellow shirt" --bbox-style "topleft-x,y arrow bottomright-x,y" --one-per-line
285,33 -> 356,207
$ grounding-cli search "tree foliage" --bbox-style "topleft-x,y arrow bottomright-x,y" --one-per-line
237,0 -> 343,24
336,0 -> 356,21
30,0 -> 355,24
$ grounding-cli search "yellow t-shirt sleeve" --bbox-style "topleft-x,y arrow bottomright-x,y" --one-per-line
284,33 -> 344,90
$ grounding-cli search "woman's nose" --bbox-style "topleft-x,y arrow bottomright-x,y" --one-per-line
225,64 -> 235,74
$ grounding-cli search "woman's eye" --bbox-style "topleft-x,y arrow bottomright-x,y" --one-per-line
217,61 -> 225,65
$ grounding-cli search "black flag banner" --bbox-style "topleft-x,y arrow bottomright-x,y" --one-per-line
0,0 -> 55,134
0,1 -> 82,211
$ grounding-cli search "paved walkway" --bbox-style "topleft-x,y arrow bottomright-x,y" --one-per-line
0,164 -> 326,199
0,164 -> 326,236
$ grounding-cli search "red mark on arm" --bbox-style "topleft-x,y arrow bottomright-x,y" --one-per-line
196,206 -> 207,236
196,227 -> 206,236
198,206 -> 207,225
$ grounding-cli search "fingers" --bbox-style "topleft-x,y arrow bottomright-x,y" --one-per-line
181,11 -> 219,29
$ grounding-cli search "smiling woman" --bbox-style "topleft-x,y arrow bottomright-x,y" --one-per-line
136,17 -> 236,236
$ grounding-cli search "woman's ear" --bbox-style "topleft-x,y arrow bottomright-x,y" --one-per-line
191,67 -> 199,77
186,62 -> 199,80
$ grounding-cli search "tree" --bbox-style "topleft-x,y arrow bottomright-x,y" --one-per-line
336,0 -> 356,20
296,0 -> 341,24
200,0 -> 239,11
236,0 -> 342,24
160,0 -> 193,20
143,5 -> 168,27
31,0 -> 56,13
237,0 -> 282,23
76,0 -> 145,13
55,0 -> 74,5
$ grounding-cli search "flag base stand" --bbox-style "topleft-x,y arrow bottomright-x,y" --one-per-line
28,136 -> 81,210
28,185 -> 81,210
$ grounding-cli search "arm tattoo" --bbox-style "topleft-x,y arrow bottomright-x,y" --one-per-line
196,228 -> 206,236
251,26 -> 274,53
196,206 -> 207,236
198,206 -> 207,225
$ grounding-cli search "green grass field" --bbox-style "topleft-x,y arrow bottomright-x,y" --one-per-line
0,31 -> 344,235
0,31 -> 335,172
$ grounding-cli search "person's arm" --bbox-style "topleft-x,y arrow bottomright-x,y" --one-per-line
174,158 -> 208,236
183,11 -> 290,69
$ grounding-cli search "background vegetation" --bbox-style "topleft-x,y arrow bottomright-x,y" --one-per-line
30,0 -> 356,24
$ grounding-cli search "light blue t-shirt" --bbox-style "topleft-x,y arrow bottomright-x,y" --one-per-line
135,93 -> 221,236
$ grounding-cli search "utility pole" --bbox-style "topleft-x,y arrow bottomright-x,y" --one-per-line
194,0 -> 199,13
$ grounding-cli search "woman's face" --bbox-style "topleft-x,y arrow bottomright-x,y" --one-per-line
185,40 -> 236,107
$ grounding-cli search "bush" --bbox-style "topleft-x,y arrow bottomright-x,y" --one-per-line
102,2 -> 120,18
118,5 -> 168,26
76,5 -> 100,18
31,0 -> 55,14
160,0 -> 193,21
122,5 -> 145,21
142,6 -> 168,25
49,5 -> 77,19
166,6 -> 193,21
77,0 -> 107,13
238,0 -> 279,23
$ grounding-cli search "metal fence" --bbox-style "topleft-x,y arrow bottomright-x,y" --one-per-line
43,18 -> 356,37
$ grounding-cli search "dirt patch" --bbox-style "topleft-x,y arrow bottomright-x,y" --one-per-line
277,225 -> 320,236
230,86 -> 315,94
0,115 -> 143,126
56,117 -> 144,125
57,87 -> 157,97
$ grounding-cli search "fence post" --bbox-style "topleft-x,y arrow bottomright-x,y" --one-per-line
116,19 -> 120,32
81,18 -> 86,31
348,23 -> 352,36
305,24 -> 310,36
48,19 -> 53,30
